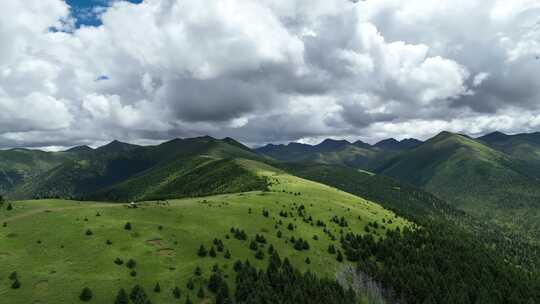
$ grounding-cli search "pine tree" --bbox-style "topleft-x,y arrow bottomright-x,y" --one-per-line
154,282 -> 161,293
6,203 -> 13,211
11,278 -> 21,289
8,271 -> 17,280
85,229 -> 93,236
185,296 -> 193,304
172,286 -> 181,299
209,246 -> 217,257
255,249 -> 265,260
194,266 -> 202,276
130,285 -> 148,303
328,244 -> 336,254
197,287 -> 205,299
249,240 -> 258,251
126,259 -> 136,269
79,287 -> 93,301
233,260 -> 243,272
186,279 -> 194,290
208,272 -> 222,293
115,288 -> 129,304
336,250 -> 343,262
224,249 -> 231,259
124,222 -> 132,230
197,245 -> 208,257
215,282 -> 230,304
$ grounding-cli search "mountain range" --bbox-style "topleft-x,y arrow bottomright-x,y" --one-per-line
2,131 -> 540,302
3,130 -> 540,243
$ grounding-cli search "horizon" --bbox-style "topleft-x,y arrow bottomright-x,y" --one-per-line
1,1 -> 540,150
0,129 -> 533,152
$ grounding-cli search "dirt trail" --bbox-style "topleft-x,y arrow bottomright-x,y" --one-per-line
2,203 -> 123,223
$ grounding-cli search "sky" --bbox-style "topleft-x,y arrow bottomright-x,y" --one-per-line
1,0 -> 540,149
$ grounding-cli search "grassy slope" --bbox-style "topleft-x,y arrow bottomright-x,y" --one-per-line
0,160 -> 408,303
8,137 -> 265,201
0,149 -> 78,193
378,132 -> 540,242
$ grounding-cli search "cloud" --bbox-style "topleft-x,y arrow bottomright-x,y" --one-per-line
0,0 -> 539,149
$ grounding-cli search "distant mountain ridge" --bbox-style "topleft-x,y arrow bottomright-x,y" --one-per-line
255,136 -> 423,169
5,136 -> 268,202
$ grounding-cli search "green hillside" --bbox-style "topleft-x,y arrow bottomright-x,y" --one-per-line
0,149 -> 81,194
377,131 -> 540,242
8,137 -> 265,201
88,158 -> 268,202
283,162 -> 540,272
478,131 -> 540,165
0,160 -> 409,304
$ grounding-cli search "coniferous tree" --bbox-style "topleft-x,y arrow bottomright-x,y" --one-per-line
194,266 -> 202,276
154,282 -> 161,293
124,222 -> 132,230
173,286 -> 181,299
336,250 -> 343,262
328,244 -> 336,254
130,285 -> 148,303
209,246 -> 217,257
79,287 -> 93,301
115,288 -> 129,304
224,249 -> 231,259
197,245 -> 208,257
215,282 -> 230,304
8,271 -> 17,280
197,287 -> 205,299
6,203 -> 13,211
233,260 -> 243,272
185,296 -> 193,304
11,278 -> 21,289
126,259 -> 136,269
249,240 -> 258,251
186,279 -> 194,290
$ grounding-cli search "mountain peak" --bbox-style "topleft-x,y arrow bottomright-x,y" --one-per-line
374,138 -> 401,150
430,131 -> 460,142
65,145 -> 93,153
315,139 -> 351,152
96,140 -> 138,153
353,140 -> 371,149
477,131 -> 509,143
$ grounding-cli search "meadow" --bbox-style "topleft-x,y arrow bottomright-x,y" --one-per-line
0,163 -> 407,303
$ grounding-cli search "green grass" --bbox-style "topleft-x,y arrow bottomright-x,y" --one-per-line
0,164 -> 408,303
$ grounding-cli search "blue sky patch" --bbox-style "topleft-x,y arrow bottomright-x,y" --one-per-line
66,0 -> 142,27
